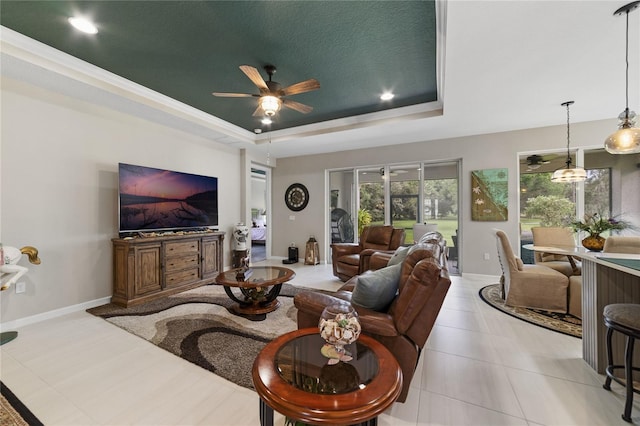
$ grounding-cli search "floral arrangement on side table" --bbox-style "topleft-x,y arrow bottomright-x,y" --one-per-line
570,213 -> 631,251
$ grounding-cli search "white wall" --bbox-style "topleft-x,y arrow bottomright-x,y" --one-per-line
272,119 -> 640,276
0,77 -> 242,324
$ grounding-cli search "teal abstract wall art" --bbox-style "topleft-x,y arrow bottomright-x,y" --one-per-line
471,168 -> 508,221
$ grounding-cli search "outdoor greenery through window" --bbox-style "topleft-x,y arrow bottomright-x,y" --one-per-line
520,168 -> 611,233
356,163 -> 459,247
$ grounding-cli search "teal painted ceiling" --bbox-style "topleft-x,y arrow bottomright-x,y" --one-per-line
1,1 -> 438,132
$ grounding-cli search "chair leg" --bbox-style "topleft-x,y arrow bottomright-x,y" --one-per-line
604,326 -> 614,391
623,336 -> 635,422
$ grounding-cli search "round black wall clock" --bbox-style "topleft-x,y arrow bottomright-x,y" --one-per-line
285,183 -> 309,211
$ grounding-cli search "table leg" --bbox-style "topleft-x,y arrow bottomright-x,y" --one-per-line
565,255 -> 579,275
259,398 -> 274,426
352,418 -> 377,426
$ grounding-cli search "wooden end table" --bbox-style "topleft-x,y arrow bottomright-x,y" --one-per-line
252,328 -> 402,426
215,266 -> 295,321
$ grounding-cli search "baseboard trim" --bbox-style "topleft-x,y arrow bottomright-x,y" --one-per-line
0,296 -> 111,331
460,272 -> 500,280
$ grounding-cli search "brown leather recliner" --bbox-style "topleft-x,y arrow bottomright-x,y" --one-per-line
331,225 -> 405,282
295,236 -> 451,403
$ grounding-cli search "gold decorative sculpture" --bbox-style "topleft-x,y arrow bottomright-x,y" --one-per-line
1,245 -> 41,345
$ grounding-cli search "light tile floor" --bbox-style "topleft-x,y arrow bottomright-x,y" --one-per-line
1,259 -> 637,425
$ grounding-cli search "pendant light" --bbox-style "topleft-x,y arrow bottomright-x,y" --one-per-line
551,101 -> 587,183
604,1 -> 640,154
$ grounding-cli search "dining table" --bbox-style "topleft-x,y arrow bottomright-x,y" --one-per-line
522,243 -> 640,374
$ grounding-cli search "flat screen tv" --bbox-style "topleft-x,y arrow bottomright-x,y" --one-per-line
118,163 -> 218,234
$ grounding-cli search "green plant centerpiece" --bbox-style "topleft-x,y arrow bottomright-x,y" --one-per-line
570,213 -> 631,251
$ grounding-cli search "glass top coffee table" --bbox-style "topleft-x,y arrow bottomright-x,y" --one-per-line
215,266 -> 295,321
252,328 -> 402,425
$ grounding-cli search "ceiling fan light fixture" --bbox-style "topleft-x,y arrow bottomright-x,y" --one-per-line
260,96 -> 281,116
605,1 -> 640,154
261,117 -> 273,125
551,101 -> 586,183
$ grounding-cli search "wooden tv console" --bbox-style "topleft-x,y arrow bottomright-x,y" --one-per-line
111,231 -> 225,307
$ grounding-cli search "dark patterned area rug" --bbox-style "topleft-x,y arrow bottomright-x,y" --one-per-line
0,381 -> 44,426
479,284 -> 582,338
88,283 -> 310,390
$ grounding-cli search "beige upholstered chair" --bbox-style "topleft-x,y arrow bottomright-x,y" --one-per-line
603,236 -> 640,254
531,227 -> 581,277
568,275 -> 582,318
493,229 -> 569,313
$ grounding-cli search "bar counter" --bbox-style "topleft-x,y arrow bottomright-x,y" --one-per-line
523,244 -> 640,373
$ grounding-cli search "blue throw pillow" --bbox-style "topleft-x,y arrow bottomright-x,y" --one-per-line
352,263 -> 402,311
387,246 -> 410,266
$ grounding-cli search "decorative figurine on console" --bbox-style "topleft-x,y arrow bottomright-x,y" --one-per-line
232,223 -> 251,269
233,223 -> 250,251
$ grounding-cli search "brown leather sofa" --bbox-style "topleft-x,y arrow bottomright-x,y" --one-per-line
295,233 -> 451,402
331,225 -> 405,282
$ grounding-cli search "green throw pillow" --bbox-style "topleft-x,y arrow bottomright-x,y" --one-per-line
352,263 -> 402,311
387,246 -> 410,266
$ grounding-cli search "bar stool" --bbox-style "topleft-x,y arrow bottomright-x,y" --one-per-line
603,304 -> 640,422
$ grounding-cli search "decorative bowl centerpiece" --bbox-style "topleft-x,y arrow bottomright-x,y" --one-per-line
319,304 -> 361,363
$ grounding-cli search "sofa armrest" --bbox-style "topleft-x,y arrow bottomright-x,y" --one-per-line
353,307 -> 400,337
331,243 -> 361,259
359,248 -> 380,272
369,251 -> 395,270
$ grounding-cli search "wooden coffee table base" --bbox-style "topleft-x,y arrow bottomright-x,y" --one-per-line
216,267 -> 295,322
223,283 -> 282,321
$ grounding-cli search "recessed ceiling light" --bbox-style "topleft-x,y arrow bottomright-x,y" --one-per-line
68,16 -> 98,34
380,92 -> 394,101
261,118 -> 272,125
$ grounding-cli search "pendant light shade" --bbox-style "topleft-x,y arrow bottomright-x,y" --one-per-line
550,166 -> 587,183
605,1 -> 640,154
605,109 -> 640,154
551,101 -> 586,183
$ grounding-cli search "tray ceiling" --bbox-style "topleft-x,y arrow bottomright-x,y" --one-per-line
0,1 -> 438,133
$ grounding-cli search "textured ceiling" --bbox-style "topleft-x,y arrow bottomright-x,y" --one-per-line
0,0 -> 438,132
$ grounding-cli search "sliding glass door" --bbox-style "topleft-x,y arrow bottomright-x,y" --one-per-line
329,170 -> 355,244
327,160 -> 461,274
358,167 -> 385,232
389,164 -> 420,244
422,162 -> 459,273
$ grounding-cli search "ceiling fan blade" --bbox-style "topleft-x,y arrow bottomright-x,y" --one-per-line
283,99 -> 313,114
252,105 -> 263,117
239,65 -> 268,90
282,79 -> 320,96
212,92 -> 256,97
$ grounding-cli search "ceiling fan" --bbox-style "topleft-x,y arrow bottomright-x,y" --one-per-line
212,65 -> 320,117
525,154 -> 552,170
